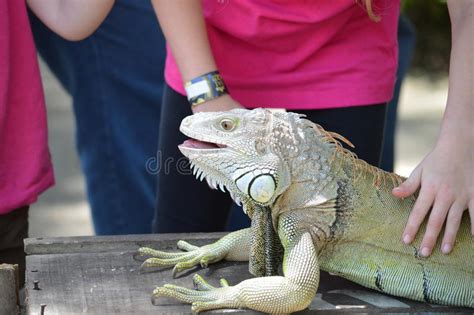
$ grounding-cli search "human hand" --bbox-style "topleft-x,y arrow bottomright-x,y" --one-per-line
191,94 -> 245,113
392,135 -> 474,257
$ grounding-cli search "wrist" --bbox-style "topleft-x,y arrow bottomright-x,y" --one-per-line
184,70 -> 229,107
438,115 -> 473,144
435,124 -> 473,156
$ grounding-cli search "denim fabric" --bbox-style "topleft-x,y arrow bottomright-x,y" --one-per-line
29,1 -> 166,235
380,15 -> 416,172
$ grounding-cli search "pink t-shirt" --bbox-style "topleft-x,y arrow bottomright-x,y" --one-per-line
0,1 -> 54,214
165,0 -> 399,109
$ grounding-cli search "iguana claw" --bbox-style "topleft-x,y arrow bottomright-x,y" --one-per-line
152,275 -> 237,313
192,274 -> 229,290
135,240 -> 228,276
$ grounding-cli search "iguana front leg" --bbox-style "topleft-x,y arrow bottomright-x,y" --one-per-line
154,232 -> 320,313
135,228 -> 250,275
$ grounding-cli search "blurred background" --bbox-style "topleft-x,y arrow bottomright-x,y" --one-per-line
30,1 -> 452,237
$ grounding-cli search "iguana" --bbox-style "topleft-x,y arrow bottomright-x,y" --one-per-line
136,108 -> 473,313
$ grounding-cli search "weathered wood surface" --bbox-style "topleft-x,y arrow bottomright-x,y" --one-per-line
25,233 -> 472,314
24,233 -> 228,256
0,264 -> 19,315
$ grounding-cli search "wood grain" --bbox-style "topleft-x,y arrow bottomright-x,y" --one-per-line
0,264 -> 19,315
25,233 -> 470,314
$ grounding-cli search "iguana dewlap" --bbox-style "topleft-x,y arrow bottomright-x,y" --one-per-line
136,108 -> 473,313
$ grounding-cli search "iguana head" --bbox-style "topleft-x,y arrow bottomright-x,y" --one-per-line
178,108 -> 362,215
179,108 -> 305,212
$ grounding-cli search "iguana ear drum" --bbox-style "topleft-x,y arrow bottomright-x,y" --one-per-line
236,172 -> 276,203
250,174 -> 276,203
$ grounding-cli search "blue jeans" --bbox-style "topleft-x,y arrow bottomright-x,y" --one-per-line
29,1 -> 166,235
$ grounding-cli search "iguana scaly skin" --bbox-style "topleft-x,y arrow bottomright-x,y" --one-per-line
136,108 -> 473,313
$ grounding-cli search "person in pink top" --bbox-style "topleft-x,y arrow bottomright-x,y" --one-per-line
151,0 -> 473,261
0,0 -> 115,286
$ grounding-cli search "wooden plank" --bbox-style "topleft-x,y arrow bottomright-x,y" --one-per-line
25,234 -> 472,314
0,264 -> 19,315
26,251 -> 258,315
24,233 -> 227,255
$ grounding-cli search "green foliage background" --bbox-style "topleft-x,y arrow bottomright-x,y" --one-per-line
403,0 -> 451,75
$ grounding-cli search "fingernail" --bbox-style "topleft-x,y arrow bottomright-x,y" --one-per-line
420,247 -> 430,257
403,234 -> 412,244
442,244 -> 452,254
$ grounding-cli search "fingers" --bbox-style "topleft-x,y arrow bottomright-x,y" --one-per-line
134,247 -> 189,261
139,253 -> 194,273
402,185 -> 435,245
172,257 -> 202,278
403,183 -> 468,256
199,253 -> 222,268
177,240 -> 199,252
193,274 -> 216,291
145,254 -> 195,266
192,274 -> 230,292
152,285 -> 214,305
162,284 -> 210,297
219,278 -> 230,287
152,281 -> 234,312
192,301 -> 227,313
418,195 -> 453,257
440,200 -> 465,254
393,166 -> 422,199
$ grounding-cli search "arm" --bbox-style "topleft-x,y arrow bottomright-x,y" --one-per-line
151,0 -> 243,113
27,0 -> 115,41
393,0 -> 474,256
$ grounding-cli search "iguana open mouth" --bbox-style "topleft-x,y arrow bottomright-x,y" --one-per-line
180,139 -> 227,149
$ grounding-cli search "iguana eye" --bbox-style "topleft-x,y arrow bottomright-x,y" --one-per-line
220,118 -> 235,131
